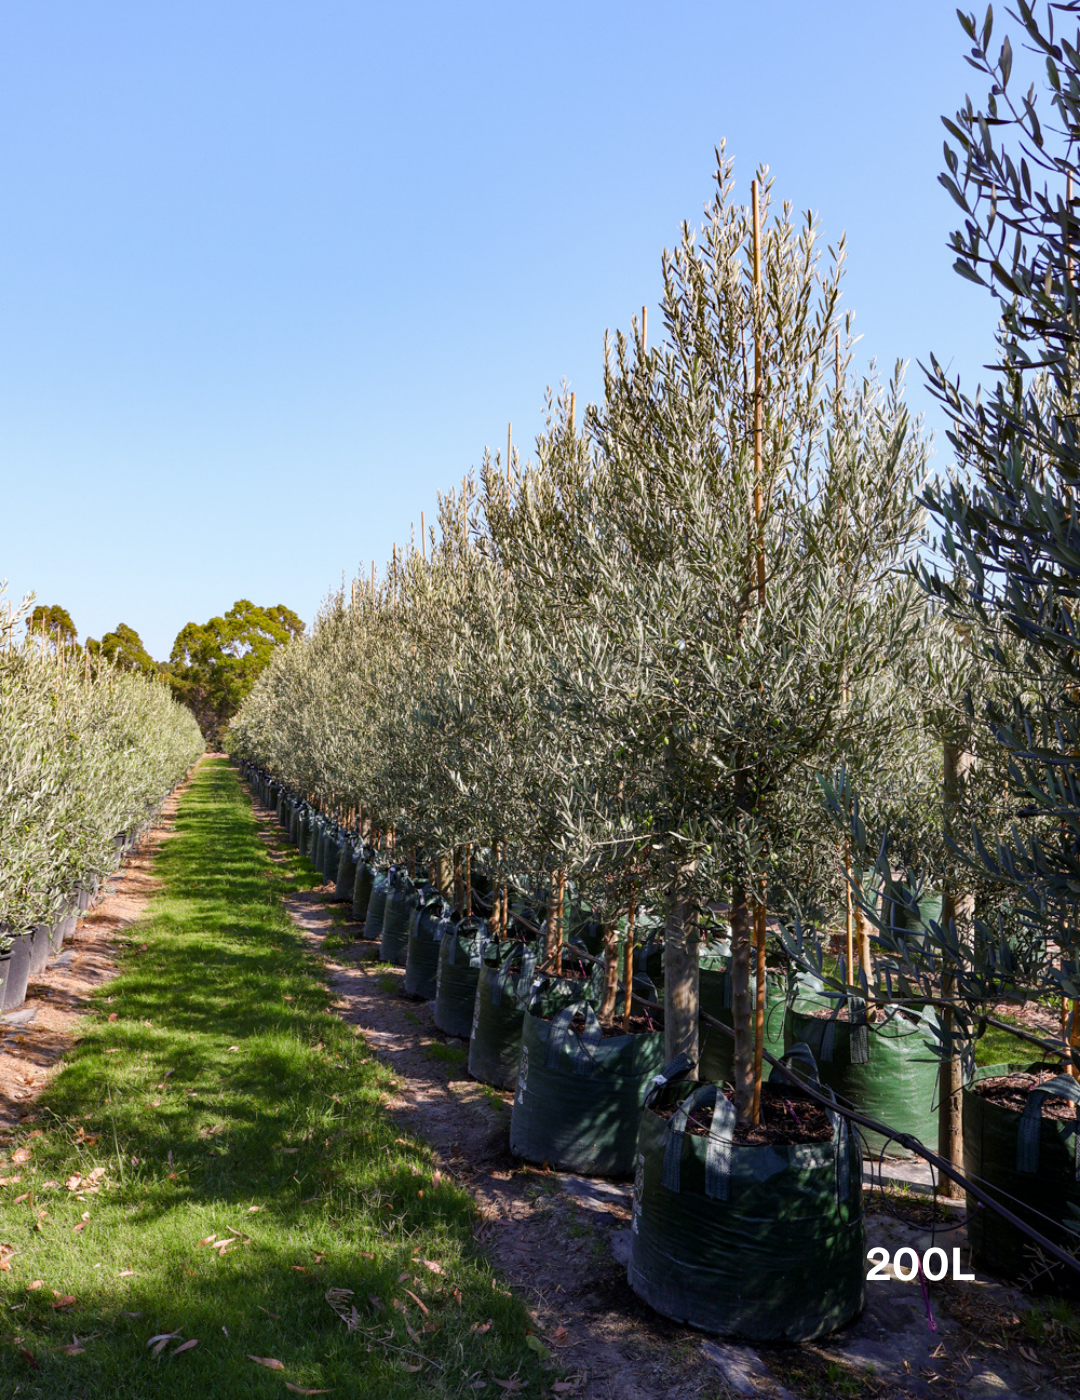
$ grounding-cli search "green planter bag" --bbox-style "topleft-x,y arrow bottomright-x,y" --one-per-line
510,985 -> 666,1176
404,890 -> 451,999
334,840 -> 358,903
364,872 -> 390,944
964,1063 -> 1080,1292
468,940 -> 539,1090
434,916 -> 490,1038
322,827 -> 343,883
628,1046 -> 866,1339
697,942 -> 787,1084
380,871 -> 416,966
785,979 -> 943,1158
353,861 -> 374,923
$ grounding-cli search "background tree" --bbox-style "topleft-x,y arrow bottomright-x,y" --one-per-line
86,623 -> 157,676
25,604 -> 78,651
168,600 -> 304,744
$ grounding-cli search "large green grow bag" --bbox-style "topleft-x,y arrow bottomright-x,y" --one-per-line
322,828 -> 343,883
289,805 -> 300,846
309,819 -> 324,873
964,1063 -> 1080,1292
364,872 -> 390,943
380,871 -> 416,966
697,943 -> 787,1084
468,940 -> 538,1090
628,1049 -> 866,1340
785,996 -> 943,1159
404,890 -> 451,999
297,810 -> 311,859
353,861 -> 374,923
333,840 -> 357,902
511,989 -> 666,1176
434,916 -> 490,1038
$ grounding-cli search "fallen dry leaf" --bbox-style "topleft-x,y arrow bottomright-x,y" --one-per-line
13,1192 -> 30,1205
401,1362 -> 423,1372
0,1175 -> 23,1186
248,1356 -> 286,1370
104,1049 -> 122,1055
50,1294 -> 76,1310
172,1339 -> 199,1355
57,1338 -> 85,1356
27,1281 -> 42,1291
291,1264 -> 308,1273
227,1046 -> 239,1053
422,1259 -> 444,1275
107,1013 -> 118,1022
246,1205 -> 263,1214
404,1289 -> 429,1316
148,1332 -> 180,1358
118,1269 -> 135,1278
470,1320 -> 492,1334
12,1148 -> 31,1164
284,1386 -> 330,1396
197,1235 -> 218,1247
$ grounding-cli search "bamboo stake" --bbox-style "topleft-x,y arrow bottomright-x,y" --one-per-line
464,844 -> 472,916
751,180 -> 765,607
569,392 -> 576,435
750,179 -> 767,1125
507,423 -> 512,484
554,867 -> 565,975
622,899 -> 636,1032
640,305 -> 647,354
421,511 -> 426,562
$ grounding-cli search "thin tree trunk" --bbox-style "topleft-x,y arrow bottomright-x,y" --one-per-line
939,739 -> 974,1197
751,890 -> 767,1124
598,922 -> 620,1021
664,862 -> 700,1072
730,879 -> 754,1120
622,901 -> 636,1032
437,853 -> 453,901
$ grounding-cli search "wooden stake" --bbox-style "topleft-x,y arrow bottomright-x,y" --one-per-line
622,899 -> 636,1031
751,180 -> 765,607
554,867 -> 565,976
751,887 -> 767,1124
464,844 -> 472,916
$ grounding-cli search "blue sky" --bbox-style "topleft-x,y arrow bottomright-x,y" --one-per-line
0,2 -> 1025,658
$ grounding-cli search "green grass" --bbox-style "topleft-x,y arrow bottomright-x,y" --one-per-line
974,1011 -> 1054,1068
0,758 -> 548,1398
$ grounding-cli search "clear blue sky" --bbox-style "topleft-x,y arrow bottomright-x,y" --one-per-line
0,1 -> 1021,658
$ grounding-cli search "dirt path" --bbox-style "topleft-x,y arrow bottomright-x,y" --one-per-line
246,790 -> 1076,1400
0,771 -> 193,1142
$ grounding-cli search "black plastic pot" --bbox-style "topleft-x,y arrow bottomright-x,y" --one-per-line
433,917 -> 490,1038
510,982 -> 666,1176
468,940 -> 538,1089
964,1062 -> 1080,1292
380,871 -> 416,966
627,1050 -> 866,1339
3,933 -> 33,1011
404,891 -> 452,998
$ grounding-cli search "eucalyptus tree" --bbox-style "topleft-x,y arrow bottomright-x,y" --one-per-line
520,154 -> 931,1119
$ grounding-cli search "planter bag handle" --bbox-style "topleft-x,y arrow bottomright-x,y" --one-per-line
645,1052 -> 696,1108
545,1002 -> 603,1075
1017,1074 -> 1080,1179
433,914 -> 455,947
487,940 -> 528,1008
660,1083 -> 736,1201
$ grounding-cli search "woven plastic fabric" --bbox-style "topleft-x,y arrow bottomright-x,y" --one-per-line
697,945 -> 788,1084
628,1072 -> 865,1339
333,840 -> 357,902
364,872 -> 390,945
964,1061 -> 1080,1292
380,870 -> 416,966
784,998 -> 943,1159
404,892 -> 451,998
510,984 -> 666,1176
352,862 -> 374,924
468,940 -> 537,1089
433,917 -> 490,1038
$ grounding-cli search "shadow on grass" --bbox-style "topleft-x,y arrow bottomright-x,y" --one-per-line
0,759 -> 548,1400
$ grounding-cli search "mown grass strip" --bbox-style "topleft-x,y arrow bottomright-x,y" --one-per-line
0,757 -> 547,1398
